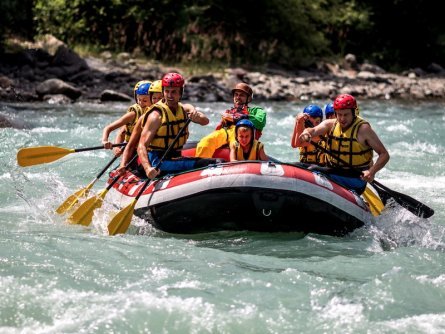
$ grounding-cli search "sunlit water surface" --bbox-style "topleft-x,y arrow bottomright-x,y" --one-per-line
1,100 -> 444,333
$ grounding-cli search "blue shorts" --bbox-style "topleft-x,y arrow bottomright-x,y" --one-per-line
328,174 -> 367,194
148,151 -> 197,173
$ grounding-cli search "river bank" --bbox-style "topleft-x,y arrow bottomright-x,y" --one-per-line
1,35 -> 445,105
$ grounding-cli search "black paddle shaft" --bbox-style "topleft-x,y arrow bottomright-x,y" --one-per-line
155,118 -> 192,170
74,143 -> 126,153
93,155 -> 120,181
371,180 -> 434,218
309,140 -> 434,218
135,118 -> 193,201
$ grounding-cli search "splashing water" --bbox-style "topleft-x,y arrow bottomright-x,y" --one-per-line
1,100 -> 444,333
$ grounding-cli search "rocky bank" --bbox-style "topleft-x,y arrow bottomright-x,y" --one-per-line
1,35 -> 445,105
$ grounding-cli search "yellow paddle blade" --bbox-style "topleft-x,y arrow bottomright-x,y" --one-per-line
17,146 -> 75,167
362,184 -> 385,216
55,182 -> 94,215
107,200 -> 137,236
67,189 -> 108,226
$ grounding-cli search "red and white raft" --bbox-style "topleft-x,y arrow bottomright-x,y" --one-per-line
106,158 -> 376,236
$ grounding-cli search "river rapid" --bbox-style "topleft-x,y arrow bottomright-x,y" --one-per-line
1,100 -> 444,333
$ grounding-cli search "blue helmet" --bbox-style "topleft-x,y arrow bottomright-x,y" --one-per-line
235,119 -> 255,141
235,119 -> 255,130
324,102 -> 335,117
303,104 -> 323,118
135,82 -> 151,96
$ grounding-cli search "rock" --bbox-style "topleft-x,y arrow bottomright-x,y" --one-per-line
323,62 -> 341,75
51,45 -> 89,74
36,78 -> 82,100
344,54 -> 359,70
188,74 -> 217,83
1,39 -> 445,102
409,86 -> 425,99
0,114 -> 14,128
357,71 -> 377,80
35,34 -> 66,56
0,75 -> 13,88
116,52 -> 131,62
0,113 -> 25,129
100,89 -> 132,102
43,94 -> 73,104
427,63 -> 445,74
360,62 -> 386,74
411,68 -> 426,77
100,51 -> 113,61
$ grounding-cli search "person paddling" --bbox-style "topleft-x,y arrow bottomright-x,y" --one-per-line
299,94 -> 390,194
136,72 -> 221,179
291,104 -> 323,164
101,80 -> 151,156
317,102 -> 336,165
117,78 -> 211,177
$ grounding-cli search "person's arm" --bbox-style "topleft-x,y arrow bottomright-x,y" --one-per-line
117,117 -> 145,172
291,113 -> 309,148
299,119 -> 335,143
229,141 -> 237,161
102,112 -> 135,148
137,110 -> 162,179
248,106 -> 267,131
183,104 -> 209,125
358,124 -> 390,182
112,126 -> 126,156
258,144 -> 268,161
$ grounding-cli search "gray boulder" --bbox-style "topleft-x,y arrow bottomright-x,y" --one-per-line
36,78 -> 82,100
100,89 -> 132,102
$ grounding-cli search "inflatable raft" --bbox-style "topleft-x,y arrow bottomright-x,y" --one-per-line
106,156 -> 378,236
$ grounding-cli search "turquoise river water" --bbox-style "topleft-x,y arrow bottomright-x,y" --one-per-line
1,99 -> 444,333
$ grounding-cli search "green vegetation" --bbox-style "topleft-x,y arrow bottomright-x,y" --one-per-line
1,0 -> 444,71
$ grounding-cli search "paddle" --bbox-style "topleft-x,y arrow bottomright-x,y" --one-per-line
370,180 -> 434,218
55,154 -> 120,214
363,184 -> 385,216
310,140 -> 434,218
107,118 -> 192,236
17,143 -> 126,167
67,155 -> 137,226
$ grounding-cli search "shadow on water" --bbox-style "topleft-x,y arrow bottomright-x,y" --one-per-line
132,199 -> 445,259
135,224 -> 384,259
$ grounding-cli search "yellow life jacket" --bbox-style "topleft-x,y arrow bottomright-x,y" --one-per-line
124,103 -> 146,142
231,140 -> 264,160
298,141 -> 320,164
317,136 -> 329,166
326,116 -> 373,169
141,100 -> 189,151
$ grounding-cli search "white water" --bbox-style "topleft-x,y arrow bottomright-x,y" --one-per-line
1,100 -> 444,333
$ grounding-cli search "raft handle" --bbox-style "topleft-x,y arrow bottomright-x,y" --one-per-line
262,208 -> 272,216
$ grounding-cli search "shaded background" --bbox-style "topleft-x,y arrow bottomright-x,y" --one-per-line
1,0 -> 444,72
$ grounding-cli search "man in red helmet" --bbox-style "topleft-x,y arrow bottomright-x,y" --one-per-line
136,72 -> 221,179
194,82 -> 267,158
299,94 -> 390,194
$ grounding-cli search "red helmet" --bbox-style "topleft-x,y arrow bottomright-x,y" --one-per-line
162,72 -> 185,87
333,94 -> 357,111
